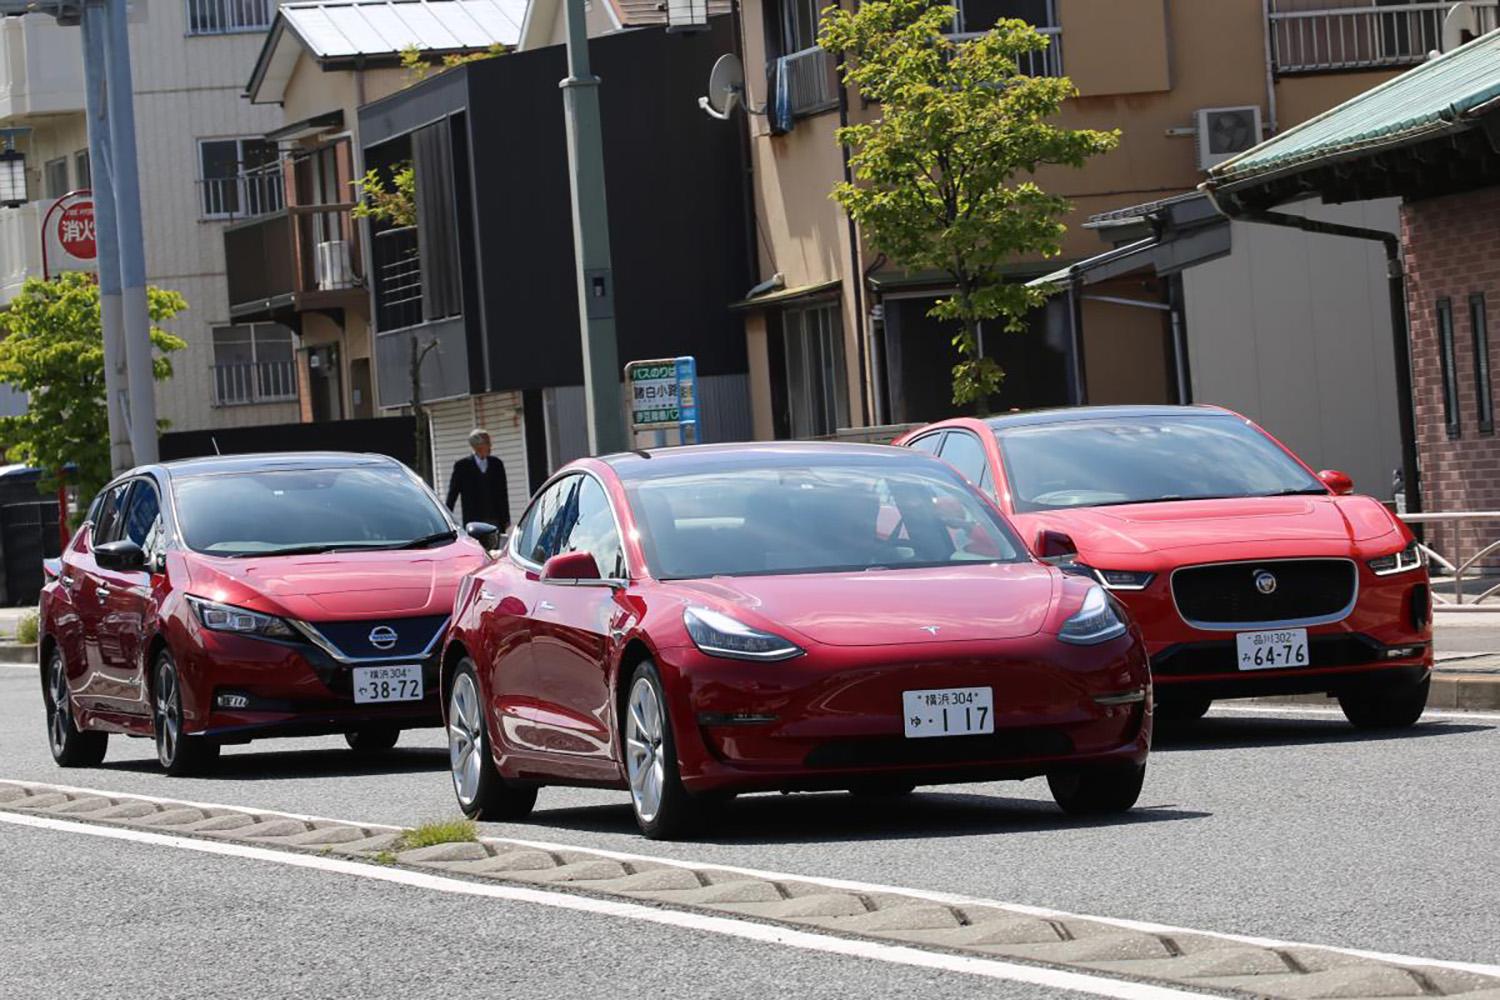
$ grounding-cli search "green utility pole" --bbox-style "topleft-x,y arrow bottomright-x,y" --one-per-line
560,0 -> 628,455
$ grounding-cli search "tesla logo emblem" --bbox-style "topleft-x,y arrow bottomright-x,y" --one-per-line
1254,570 -> 1278,595
368,626 -> 398,650
920,625 -> 941,635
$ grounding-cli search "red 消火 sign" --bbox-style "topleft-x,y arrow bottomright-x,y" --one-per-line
56,201 -> 96,261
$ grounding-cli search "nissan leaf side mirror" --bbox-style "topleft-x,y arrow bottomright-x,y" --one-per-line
95,539 -> 146,573
1317,470 -> 1354,495
541,551 -> 604,585
465,521 -> 502,551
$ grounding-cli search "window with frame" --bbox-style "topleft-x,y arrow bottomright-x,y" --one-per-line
1472,294 -> 1493,435
516,476 -> 573,566
1437,298 -> 1460,439
74,150 -> 90,191
949,0 -> 1060,75
783,302 -> 849,439
44,157 -> 69,199
551,476 -> 627,579
186,0 -> 274,36
937,430 -> 989,490
91,482 -> 130,545
198,137 -> 281,219
119,480 -> 162,552
211,324 -> 297,406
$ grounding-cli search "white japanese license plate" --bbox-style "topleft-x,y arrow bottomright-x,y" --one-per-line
353,664 -> 424,704
902,686 -> 995,739
1235,628 -> 1309,671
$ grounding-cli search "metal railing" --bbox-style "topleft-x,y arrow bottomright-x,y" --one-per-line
200,164 -> 285,221
1401,512 -> 1500,608
778,46 -> 840,118
186,0 -> 274,35
1268,2 -> 1484,73
211,360 -> 297,406
373,226 -> 423,332
949,24 -> 1063,77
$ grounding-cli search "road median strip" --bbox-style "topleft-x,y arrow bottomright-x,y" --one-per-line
3,779 -> 1498,1000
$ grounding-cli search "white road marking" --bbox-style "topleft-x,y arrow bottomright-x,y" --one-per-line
1211,704 -> 1500,723
8,776 -> 1500,980
0,808 -> 1208,1000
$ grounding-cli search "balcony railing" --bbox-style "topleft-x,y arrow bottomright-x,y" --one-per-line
223,201 -> 364,316
186,0 -> 274,35
1268,2 -> 1491,74
949,24 -> 1063,77
373,226 -> 423,332
212,360 -> 297,406
0,201 -> 44,307
200,163 -> 285,221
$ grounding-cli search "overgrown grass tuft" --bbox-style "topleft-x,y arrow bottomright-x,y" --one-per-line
16,612 -> 38,646
393,819 -> 477,851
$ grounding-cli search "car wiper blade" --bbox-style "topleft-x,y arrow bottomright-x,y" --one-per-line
231,544 -> 344,558
1259,488 -> 1329,497
389,530 -> 460,550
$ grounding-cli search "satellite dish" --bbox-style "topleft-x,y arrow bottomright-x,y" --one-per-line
698,53 -> 744,121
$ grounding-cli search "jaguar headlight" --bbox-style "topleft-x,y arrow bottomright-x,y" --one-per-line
1368,541 -> 1423,576
1094,569 -> 1155,591
1058,586 -> 1129,645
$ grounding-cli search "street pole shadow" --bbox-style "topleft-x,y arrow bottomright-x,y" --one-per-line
97,746 -> 449,781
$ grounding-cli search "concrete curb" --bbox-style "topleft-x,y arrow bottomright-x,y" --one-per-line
1253,670 -> 1500,711
3,780 -> 1498,1000
0,643 -> 33,665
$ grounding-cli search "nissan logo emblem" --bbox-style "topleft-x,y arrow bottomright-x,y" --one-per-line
1254,570 -> 1278,596
368,626 -> 398,651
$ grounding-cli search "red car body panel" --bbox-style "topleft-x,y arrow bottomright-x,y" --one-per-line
442,445 -> 1151,798
893,407 -> 1433,701
38,454 -> 488,747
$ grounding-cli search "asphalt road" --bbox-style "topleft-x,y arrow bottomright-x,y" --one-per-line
3,663 -> 1497,991
1432,614 -> 1500,655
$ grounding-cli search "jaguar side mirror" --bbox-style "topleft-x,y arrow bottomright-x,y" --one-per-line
1317,470 -> 1354,496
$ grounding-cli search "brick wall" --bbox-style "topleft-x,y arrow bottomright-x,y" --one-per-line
1401,185 -> 1500,569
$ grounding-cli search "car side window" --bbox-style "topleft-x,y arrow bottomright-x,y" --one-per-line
556,476 -> 626,579
908,432 -> 945,456
938,431 -> 988,490
91,483 -> 130,545
119,480 -> 162,549
515,477 -> 571,566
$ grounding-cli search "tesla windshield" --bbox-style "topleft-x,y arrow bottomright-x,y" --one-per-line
625,460 -> 1025,579
173,466 -> 453,556
995,414 -> 1326,513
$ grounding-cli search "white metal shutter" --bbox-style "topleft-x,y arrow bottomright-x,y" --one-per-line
427,392 -> 529,526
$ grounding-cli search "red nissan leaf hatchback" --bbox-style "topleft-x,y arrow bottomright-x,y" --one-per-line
39,453 -> 493,775
894,406 -> 1432,728
441,442 -> 1153,839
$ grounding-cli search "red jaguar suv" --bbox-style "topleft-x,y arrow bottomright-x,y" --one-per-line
441,442 -> 1153,839
895,406 -> 1432,728
38,453 -> 493,774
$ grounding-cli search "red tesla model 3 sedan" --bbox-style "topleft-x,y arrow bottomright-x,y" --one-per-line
38,453 -> 493,775
894,406 -> 1432,728
440,442 -> 1152,839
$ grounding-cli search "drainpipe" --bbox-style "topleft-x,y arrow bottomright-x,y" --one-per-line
1206,201 -> 1421,514
1260,0 -> 1279,135
836,61 -> 871,428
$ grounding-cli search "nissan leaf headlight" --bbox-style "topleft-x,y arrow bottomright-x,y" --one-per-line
683,607 -> 803,662
1058,586 -> 1129,645
1367,541 -> 1423,576
186,596 -> 296,639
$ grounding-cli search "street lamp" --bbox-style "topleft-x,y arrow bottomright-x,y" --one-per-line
0,146 -> 27,208
666,0 -> 709,33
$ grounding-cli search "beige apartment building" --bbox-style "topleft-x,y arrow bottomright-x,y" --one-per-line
733,0 -> 1485,490
0,1 -> 298,434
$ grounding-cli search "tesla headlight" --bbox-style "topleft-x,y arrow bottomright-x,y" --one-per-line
186,596 -> 296,639
1368,541 -> 1423,576
683,607 -> 803,662
1058,586 -> 1129,645
1094,569 -> 1155,591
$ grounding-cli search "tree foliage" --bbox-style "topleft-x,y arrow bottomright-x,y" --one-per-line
399,43 -> 507,84
819,0 -> 1118,408
351,163 -> 417,228
0,273 -> 187,502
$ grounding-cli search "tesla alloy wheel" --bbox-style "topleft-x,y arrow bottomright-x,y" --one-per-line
624,660 -> 703,840
153,652 -> 219,776
447,658 -> 537,821
44,649 -> 107,767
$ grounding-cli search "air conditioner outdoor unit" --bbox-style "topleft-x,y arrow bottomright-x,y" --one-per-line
1196,106 -> 1263,171
315,239 -> 353,290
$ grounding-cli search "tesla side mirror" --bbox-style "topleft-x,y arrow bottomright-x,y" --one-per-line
95,539 -> 146,573
1317,470 -> 1355,496
541,550 -> 603,584
465,521 -> 502,551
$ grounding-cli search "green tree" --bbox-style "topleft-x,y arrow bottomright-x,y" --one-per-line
351,163 -> 417,228
819,0 -> 1118,409
0,272 -> 187,504
399,43 -> 507,84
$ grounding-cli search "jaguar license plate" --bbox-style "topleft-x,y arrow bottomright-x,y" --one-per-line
1235,628 -> 1309,671
902,686 -> 995,738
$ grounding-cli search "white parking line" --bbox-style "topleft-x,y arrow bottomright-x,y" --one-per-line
1211,704 -> 1500,723
0,808 -> 1209,1000
8,776 -> 1500,980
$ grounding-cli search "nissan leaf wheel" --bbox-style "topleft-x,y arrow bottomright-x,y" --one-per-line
447,658 -> 537,821
153,652 -> 219,776
345,726 -> 401,752
44,648 -> 107,767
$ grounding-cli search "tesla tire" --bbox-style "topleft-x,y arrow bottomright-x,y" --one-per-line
345,726 -> 401,752
44,648 -> 107,767
1338,675 -> 1430,730
448,658 -> 537,821
153,652 -> 219,777
624,660 -> 704,841
1048,762 -> 1146,816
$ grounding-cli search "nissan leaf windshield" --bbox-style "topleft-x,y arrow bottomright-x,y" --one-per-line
174,466 -> 453,557
995,414 -> 1326,513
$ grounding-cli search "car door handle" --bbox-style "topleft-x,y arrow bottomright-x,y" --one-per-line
95,585 -> 110,602
537,600 -> 556,612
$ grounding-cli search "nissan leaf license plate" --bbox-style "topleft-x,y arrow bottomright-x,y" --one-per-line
353,664 -> 424,704
1235,628 -> 1309,671
902,686 -> 994,738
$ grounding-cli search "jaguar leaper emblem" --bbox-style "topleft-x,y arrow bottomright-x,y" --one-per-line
1253,570 -> 1278,596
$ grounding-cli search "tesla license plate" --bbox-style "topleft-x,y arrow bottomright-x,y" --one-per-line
1236,628 -> 1309,671
902,686 -> 994,739
353,664 -> 424,704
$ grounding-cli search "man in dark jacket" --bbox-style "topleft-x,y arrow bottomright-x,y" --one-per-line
445,429 -> 511,530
